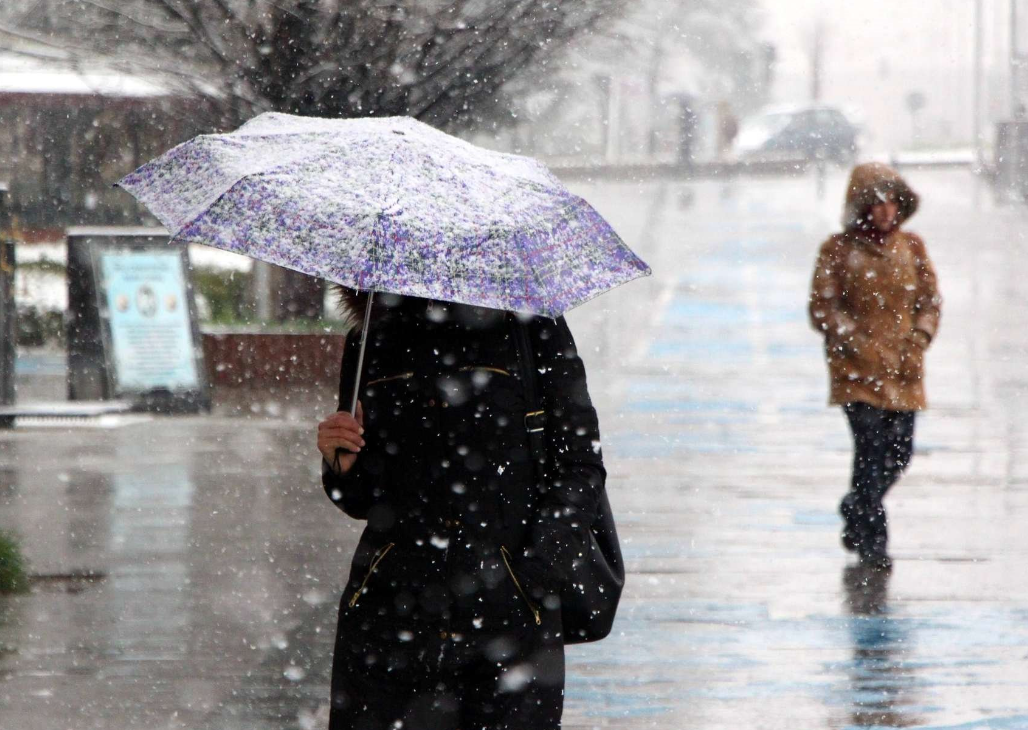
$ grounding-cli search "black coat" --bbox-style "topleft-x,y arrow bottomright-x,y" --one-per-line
322,295 -> 606,641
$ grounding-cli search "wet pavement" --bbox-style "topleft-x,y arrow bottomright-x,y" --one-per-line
4,168 -> 1028,728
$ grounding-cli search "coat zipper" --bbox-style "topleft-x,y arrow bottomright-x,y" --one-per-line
368,368 -> 508,388
458,366 -> 511,377
500,546 -> 542,625
366,372 -> 414,387
348,542 -> 395,608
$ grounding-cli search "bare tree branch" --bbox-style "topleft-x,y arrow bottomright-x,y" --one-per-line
2,0 -> 624,129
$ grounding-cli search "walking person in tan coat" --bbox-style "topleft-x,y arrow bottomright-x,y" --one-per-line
809,163 -> 942,569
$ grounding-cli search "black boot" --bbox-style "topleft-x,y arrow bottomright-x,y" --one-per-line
857,530 -> 891,571
839,493 -> 860,553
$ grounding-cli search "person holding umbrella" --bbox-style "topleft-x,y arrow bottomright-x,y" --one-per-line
317,291 -> 602,728
117,112 -> 647,730
809,162 -> 941,570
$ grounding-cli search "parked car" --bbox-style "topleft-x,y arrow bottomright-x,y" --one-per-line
731,104 -> 861,164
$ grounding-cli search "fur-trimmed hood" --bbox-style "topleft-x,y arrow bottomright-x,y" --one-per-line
330,284 -> 371,334
842,162 -> 919,230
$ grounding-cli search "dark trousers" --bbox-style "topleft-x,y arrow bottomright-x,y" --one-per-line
840,403 -> 916,557
329,608 -> 565,730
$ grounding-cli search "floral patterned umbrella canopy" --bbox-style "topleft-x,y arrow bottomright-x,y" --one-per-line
117,112 -> 650,319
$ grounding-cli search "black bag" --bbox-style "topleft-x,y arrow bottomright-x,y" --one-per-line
510,316 -> 625,645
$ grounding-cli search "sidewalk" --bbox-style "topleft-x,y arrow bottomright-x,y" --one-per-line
2,168 -> 1028,729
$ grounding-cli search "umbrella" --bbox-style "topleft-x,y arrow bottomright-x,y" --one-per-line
117,112 -> 651,413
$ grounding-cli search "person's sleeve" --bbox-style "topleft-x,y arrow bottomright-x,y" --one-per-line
908,233 -> 942,344
808,235 -> 858,340
514,316 -> 606,594
322,334 -> 375,520
808,235 -> 881,368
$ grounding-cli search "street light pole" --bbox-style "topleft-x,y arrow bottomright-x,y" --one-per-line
0,184 -> 14,409
810,19 -> 825,103
1013,0 -> 1021,116
974,0 -> 983,163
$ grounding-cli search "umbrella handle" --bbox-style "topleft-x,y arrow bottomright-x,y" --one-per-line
349,290 -> 374,417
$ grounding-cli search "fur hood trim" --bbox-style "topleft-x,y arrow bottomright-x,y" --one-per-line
842,162 -> 919,229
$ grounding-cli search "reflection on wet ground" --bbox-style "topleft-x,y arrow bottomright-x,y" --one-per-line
0,419 -> 348,728
840,566 -> 922,729
4,169 -> 1028,728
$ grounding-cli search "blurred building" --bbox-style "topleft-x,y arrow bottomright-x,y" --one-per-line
761,0 -> 1019,157
479,5 -> 772,166
0,28 -> 202,243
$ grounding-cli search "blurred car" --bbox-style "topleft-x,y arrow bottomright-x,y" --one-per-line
731,104 -> 861,164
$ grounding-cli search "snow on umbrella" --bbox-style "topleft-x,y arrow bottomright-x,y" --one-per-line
116,112 -> 651,410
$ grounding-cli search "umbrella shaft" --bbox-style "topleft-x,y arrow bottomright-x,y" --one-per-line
350,291 -> 375,416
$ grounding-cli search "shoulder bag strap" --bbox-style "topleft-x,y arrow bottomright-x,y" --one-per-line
509,315 -> 548,476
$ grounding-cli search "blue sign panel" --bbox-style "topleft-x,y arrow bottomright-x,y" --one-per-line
99,250 -> 200,392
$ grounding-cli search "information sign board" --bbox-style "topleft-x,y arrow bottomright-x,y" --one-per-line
66,229 -> 209,412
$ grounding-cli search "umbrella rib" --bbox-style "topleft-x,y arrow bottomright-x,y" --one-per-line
510,223 -> 552,318
181,138 -> 332,234
363,220 -> 378,292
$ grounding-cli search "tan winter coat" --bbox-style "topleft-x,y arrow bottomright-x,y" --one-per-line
809,163 -> 942,411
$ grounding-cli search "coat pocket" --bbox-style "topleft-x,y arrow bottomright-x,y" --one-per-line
897,339 -> 925,382
458,365 -> 512,378
348,542 -> 395,608
500,546 -> 541,626
366,372 -> 414,387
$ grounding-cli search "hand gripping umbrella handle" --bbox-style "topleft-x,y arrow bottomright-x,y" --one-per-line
349,290 -> 374,416
334,290 -> 374,473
